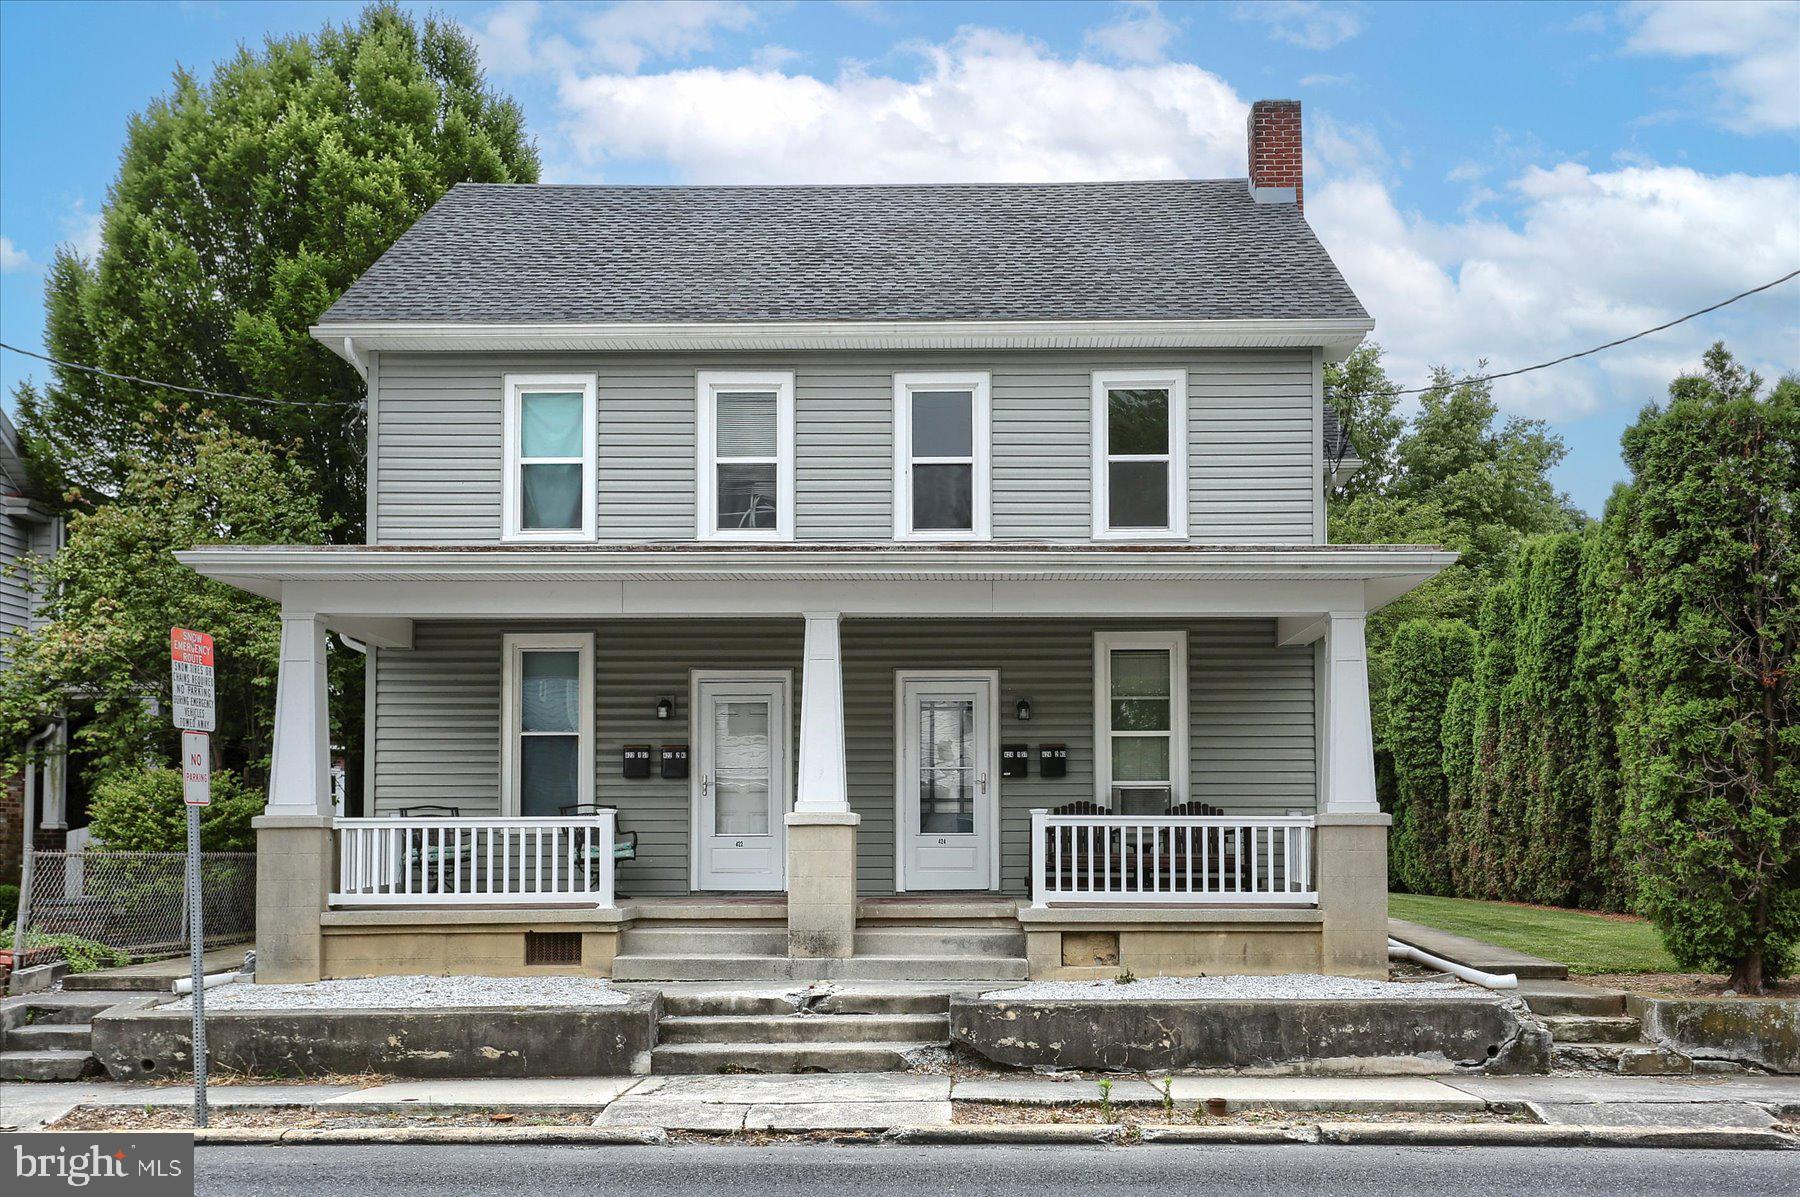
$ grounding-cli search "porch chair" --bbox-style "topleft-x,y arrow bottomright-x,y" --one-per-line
393,804 -> 463,893
1041,801 -> 1110,892
558,803 -> 640,892
1144,801 -> 1234,894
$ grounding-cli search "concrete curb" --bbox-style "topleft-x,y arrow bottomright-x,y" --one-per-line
1313,1122 -> 1799,1151
193,1126 -> 668,1146
885,1124 -> 1126,1144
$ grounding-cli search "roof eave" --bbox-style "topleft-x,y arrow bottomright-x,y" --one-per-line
309,316 -> 1375,361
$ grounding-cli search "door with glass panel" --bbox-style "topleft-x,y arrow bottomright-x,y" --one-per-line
693,674 -> 791,891
898,673 -> 996,891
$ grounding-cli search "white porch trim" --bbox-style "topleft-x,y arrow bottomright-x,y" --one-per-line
266,613 -> 332,817
794,612 -> 850,815
1320,611 -> 1380,814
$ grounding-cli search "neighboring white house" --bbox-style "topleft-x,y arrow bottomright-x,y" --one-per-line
1,407 -> 67,877
181,100 -> 1450,985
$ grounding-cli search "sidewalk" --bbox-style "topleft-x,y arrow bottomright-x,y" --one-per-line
7,1071 -> 1797,1134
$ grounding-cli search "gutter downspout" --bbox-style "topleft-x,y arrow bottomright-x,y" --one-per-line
9,722 -> 61,982
1388,937 -> 1518,990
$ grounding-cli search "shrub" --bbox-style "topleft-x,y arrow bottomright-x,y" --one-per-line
0,882 -> 18,928
3,925 -> 130,972
87,767 -> 260,853
1386,618 -> 1476,895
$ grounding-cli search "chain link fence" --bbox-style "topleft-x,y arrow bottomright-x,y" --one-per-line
11,850 -> 256,969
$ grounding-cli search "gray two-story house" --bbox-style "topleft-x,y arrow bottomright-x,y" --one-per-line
183,100 -> 1450,989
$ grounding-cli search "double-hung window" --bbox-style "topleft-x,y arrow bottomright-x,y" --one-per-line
501,633 -> 595,817
1091,370 -> 1187,538
893,372 -> 990,539
697,371 -> 794,540
503,374 -> 596,541
1093,630 -> 1188,814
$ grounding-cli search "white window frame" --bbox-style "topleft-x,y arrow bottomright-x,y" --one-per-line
1092,629 -> 1189,809
500,632 -> 595,818
893,372 -> 991,540
696,370 -> 795,541
1090,369 -> 1188,540
502,374 -> 597,543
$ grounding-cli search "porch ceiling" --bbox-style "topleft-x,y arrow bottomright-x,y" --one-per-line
176,543 -> 1454,622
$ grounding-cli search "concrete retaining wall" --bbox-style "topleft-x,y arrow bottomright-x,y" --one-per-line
92,993 -> 660,1080
1635,997 -> 1799,1075
950,995 -> 1550,1075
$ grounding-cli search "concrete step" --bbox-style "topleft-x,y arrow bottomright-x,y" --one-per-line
6,993 -> 137,1025
0,1049 -> 101,1082
659,991 -> 806,1017
656,988 -> 952,1018
656,1013 -> 947,1045
618,928 -> 791,956
613,954 -> 1026,982
5,1023 -> 93,1051
1541,1014 -> 1642,1044
650,1041 -> 921,1074
851,927 -> 1027,957
1516,980 -> 1630,1017
1552,1042 -> 1698,1075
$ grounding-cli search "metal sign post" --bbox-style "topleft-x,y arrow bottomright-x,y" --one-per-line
172,628 -> 215,1129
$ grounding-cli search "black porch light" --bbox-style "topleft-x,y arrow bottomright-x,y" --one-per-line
656,697 -> 675,720
1015,698 -> 1033,722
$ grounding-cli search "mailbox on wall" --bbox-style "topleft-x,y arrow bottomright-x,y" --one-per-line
1001,744 -> 1029,779
622,745 -> 652,779
1038,744 -> 1068,778
660,744 -> 690,780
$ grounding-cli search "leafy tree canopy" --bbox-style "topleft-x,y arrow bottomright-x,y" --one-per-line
14,1 -> 538,535
0,413 -> 332,784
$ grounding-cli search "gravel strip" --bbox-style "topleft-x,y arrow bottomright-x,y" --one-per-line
167,975 -> 629,1010
985,974 -> 1491,1001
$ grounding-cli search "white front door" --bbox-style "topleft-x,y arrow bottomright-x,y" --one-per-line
897,672 -> 997,891
693,673 -> 790,891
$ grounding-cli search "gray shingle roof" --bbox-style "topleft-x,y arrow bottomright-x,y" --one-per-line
319,180 -> 1368,326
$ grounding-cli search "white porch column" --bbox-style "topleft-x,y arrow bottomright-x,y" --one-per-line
1316,610 -> 1389,977
1321,611 -> 1379,815
793,611 -> 850,813
787,611 -> 858,958
266,613 -> 333,817
255,610 -> 335,983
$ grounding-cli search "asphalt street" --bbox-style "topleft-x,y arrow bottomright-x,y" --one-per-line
194,1143 -> 1800,1196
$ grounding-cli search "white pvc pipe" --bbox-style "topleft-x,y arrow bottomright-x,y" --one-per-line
173,970 -> 245,995
1388,937 -> 1518,990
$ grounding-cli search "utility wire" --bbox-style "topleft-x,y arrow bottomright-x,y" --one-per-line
5,267 -> 1797,410
1390,269 -> 1800,395
0,340 -> 358,410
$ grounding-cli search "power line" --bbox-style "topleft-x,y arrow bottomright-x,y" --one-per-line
0,341 -> 358,410
1390,269 -> 1800,396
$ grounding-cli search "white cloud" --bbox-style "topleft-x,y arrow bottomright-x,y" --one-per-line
1083,1 -> 1181,65
62,201 -> 104,260
1233,2 -> 1363,51
1310,156 -> 1800,418
468,0 -> 758,75
555,28 -> 1247,183
0,236 -> 33,274
1299,72 -> 1353,87
1622,0 -> 1800,131
753,44 -> 802,71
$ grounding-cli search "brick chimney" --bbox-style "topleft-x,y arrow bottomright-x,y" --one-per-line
1247,99 -> 1303,212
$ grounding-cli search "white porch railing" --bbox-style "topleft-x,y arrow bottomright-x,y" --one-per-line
330,813 -> 617,907
1029,810 -> 1315,906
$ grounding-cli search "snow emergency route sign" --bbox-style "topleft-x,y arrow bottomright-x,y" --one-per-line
171,627 -> 216,732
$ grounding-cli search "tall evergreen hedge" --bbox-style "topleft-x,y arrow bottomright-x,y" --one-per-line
1386,619 -> 1476,895
1514,533 -> 1589,906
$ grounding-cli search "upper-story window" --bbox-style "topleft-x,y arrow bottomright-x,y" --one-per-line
697,371 -> 794,540
1091,369 -> 1188,539
503,374 -> 596,541
893,372 -> 991,539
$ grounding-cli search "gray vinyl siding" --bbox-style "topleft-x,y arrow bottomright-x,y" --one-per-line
371,350 -> 1319,545
0,511 -> 31,668
371,616 -> 1314,896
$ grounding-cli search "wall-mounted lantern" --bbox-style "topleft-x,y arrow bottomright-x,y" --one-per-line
1015,698 -> 1033,722
656,697 -> 675,720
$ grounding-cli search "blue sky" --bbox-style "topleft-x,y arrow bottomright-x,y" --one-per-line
2,0 -> 1797,514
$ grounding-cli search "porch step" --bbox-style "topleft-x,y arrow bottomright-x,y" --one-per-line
613,954 -> 1026,982
1515,980 -> 1630,1018
657,988 -> 952,1017
650,1041 -> 925,1074
1540,1014 -> 1643,1044
656,1013 -> 948,1045
618,927 -> 790,956
0,1049 -> 101,1082
4,1023 -> 94,1051
850,927 -> 1026,957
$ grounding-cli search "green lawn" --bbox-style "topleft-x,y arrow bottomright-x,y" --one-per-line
1388,892 -> 1680,975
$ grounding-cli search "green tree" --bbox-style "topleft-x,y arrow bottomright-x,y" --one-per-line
88,767 -> 261,853
14,2 -> 537,533
1325,344 -> 1404,507
1386,618 -> 1476,895
1610,346 -> 1798,992
1574,517 -> 1631,910
0,414 -> 332,786
1467,579 -> 1526,899
1441,673 -> 1481,895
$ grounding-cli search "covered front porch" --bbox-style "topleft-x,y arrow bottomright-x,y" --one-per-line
178,543 -> 1451,983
